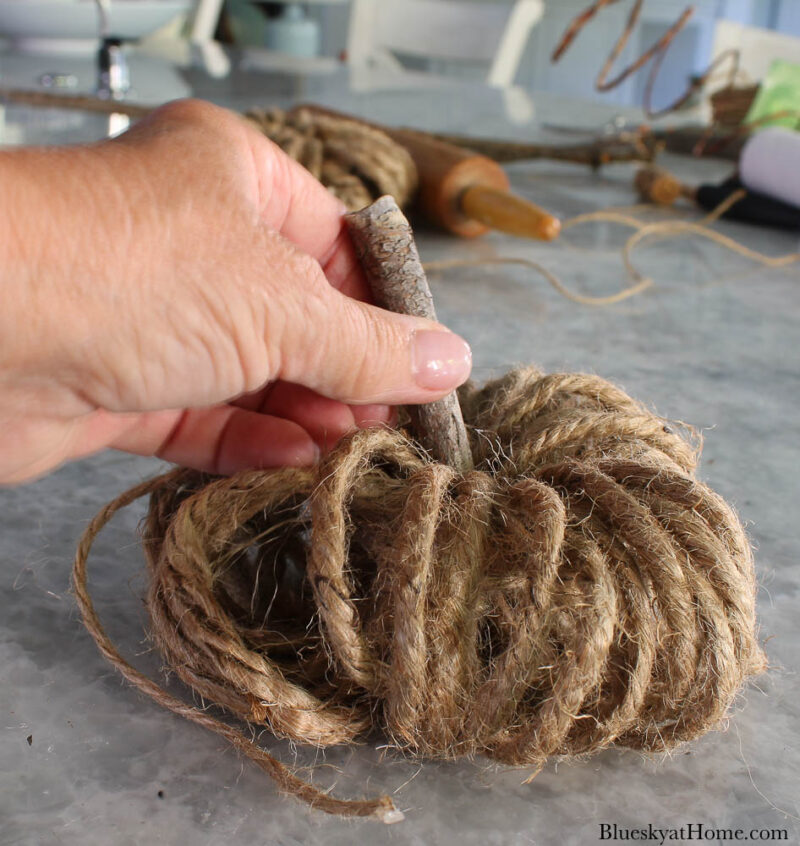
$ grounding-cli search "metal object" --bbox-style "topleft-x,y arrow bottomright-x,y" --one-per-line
94,0 -> 129,100
97,38 -> 130,100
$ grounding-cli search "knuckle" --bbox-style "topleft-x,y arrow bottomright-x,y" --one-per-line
294,250 -> 328,292
329,303 -> 404,401
153,98 -> 222,127
355,311 -> 403,394
142,100 -> 246,156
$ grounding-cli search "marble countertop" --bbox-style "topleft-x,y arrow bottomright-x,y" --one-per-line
1,54 -> 798,846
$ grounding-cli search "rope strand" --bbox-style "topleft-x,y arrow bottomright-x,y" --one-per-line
425,193 -> 800,307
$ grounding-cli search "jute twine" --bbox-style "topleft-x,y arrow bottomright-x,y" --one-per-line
244,106 -> 418,211
73,366 -> 766,822
424,190 -> 800,307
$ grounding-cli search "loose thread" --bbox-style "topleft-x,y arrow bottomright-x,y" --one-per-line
71,470 -> 401,823
424,255 -> 652,305
425,193 -> 800,307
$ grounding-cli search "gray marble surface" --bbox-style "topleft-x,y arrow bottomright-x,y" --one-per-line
1,57 -> 799,846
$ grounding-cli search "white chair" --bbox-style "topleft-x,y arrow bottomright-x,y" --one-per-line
346,0 -> 545,88
187,0 -> 230,77
186,0 -> 350,78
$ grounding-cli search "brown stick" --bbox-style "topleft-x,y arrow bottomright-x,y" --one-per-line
423,130 -> 660,167
0,86 -> 153,118
0,88 -> 748,163
345,196 -> 473,473
427,127 -> 748,163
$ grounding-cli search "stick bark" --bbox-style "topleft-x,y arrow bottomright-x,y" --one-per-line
345,196 -> 473,473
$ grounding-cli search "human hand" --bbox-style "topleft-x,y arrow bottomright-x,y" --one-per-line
0,100 -> 471,484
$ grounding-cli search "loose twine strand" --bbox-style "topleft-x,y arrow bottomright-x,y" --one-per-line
425,190 -> 800,307
73,368 -> 766,822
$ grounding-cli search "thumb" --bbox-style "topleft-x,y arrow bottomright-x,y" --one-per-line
278,283 -> 472,405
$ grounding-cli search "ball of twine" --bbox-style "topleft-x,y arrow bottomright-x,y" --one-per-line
243,106 -> 418,211
74,366 -> 766,821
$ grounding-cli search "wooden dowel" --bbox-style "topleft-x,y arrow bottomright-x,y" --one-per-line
344,196 -> 474,474
460,183 -> 561,241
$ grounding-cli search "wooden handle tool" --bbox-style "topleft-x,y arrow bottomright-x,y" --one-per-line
295,105 -> 561,241
634,165 -> 695,206
635,165 -> 800,231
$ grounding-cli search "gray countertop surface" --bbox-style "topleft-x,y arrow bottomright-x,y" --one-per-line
1,53 -> 798,846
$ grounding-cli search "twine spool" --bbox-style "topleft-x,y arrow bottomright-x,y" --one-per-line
244,106 -> 418,211
74,366 -> 766,820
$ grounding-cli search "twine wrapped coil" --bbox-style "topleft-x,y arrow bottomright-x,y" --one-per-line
74,367 -> 765,819
73,195 -> 766,820
244,106 -> 418,211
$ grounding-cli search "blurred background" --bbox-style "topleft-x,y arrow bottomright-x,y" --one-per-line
0,1 -> 797,111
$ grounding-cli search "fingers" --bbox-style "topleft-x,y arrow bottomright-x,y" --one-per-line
233,381 -> 392,451
93,390 -> 393,474
109,406 -> 319,474
242,115 -> 346,258
97,101 -> 470,416
319,228 -> 372,302
240,114 -> 473,404
0,415 -> 83,485
59,404 -> 315,475
352,403 -> 397,428
278,281 -> 473,405
0,394 -> 390,485
122,99 -> 367,298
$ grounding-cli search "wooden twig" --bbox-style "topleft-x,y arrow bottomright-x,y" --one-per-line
0,87 -> 752,163
344,196 -> 474,473
426,127 -> 750,163
655,126 -> 746,160
0,87 -> 153,118
422,130 -> 660,167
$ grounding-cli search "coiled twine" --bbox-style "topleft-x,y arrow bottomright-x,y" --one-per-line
244,106 -> 418,211
74,367 -> 766,818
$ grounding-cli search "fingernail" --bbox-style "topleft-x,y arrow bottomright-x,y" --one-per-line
287,439 -> 321,467
412,330 -> 472,391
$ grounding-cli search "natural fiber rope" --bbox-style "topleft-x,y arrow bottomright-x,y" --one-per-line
73,367 -> 766,821
244,106 -> 418,212
424,190 -> 800,306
